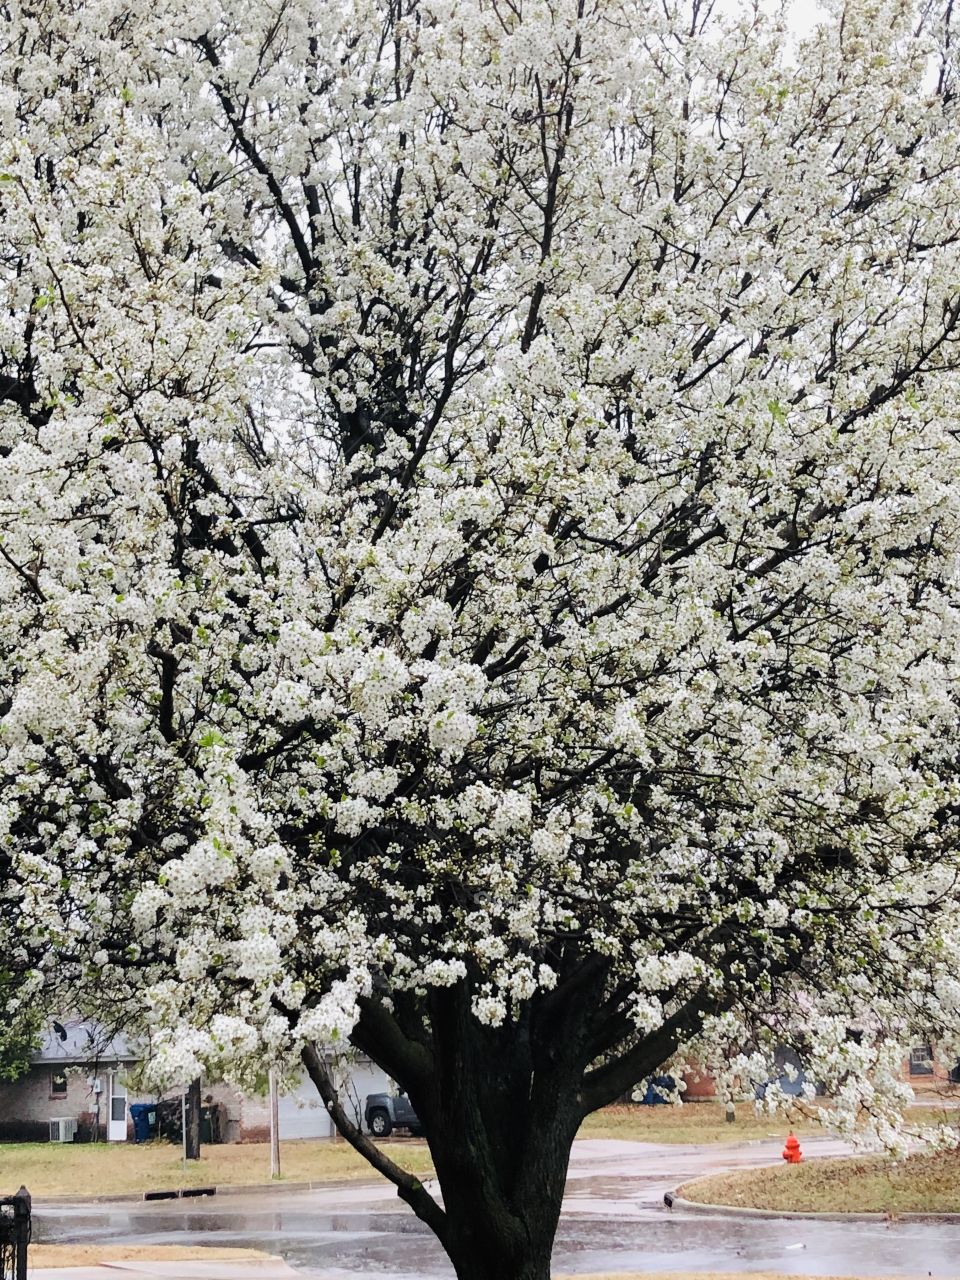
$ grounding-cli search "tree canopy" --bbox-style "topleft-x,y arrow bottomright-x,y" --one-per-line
0,977 -> 41,1083
2,1 -> 960,1276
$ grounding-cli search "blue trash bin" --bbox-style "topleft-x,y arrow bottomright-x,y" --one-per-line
640,1074 -> 675,1104
130,1103 -> 157,1144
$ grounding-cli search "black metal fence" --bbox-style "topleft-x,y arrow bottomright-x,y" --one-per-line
0,1188 -> 30,1280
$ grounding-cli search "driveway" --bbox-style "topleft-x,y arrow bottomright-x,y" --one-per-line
34,1137 -> 960,1277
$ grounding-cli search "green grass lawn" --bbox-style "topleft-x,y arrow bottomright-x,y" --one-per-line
680,1148 -> 960,1213
578,1102 -> 824,1145
0,1135 -> 434,1197
556,1274 -> 911,1280
5,1100 -> 959,1199
578,1100 -> 960,1145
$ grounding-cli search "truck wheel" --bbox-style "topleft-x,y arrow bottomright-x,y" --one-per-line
369,1108 -> 392,1138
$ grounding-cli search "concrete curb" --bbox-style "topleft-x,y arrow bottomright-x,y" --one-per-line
27,1256 -> 301,1279
33,1178 -> 382,1207
671,1192 -> 960,1224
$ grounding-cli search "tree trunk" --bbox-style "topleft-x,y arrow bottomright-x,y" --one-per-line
184,1076 -> 201,1160
375,988 -> 583,1280
445,1233 -> 553,1280
331,973 -> 725,1280
336,967 -> 678,1280
433,1132 -> 570,1280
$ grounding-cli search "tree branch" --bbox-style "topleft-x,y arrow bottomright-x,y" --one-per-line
196,36 -> 315,285
301,1042 -> 446,1241
350,995 -> 435,1091
579,994 -> 719,1116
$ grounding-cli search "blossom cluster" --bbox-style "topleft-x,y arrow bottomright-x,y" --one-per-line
0,0 -> 958,1144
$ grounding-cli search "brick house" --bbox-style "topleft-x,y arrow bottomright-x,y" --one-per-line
0,1021 -> 138,1142
903,1040 -> 960,1090
677,1040 -> 960,1103
0,1019 -> 389,1143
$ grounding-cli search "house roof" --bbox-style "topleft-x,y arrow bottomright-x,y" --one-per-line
31,1020 -> 139,1066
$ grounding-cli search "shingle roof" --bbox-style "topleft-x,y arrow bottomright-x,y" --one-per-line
31,1019 -> 139,1065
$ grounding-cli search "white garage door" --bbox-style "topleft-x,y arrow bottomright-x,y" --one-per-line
277,1074 -> 333,1139
277,1062 -> 392,1139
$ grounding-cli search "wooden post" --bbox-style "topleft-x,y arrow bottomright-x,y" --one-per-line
269,1068 -> 280,1178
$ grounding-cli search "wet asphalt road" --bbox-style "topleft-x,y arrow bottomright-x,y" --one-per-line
32,1138 -> 960,1277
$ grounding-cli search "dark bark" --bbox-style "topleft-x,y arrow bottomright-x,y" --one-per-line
418,996 -> 576,1280
184,1076 -> 201,1160
332,985 -> 594,1280
308,956 -> 739,1280
426,1086 -> 576,1280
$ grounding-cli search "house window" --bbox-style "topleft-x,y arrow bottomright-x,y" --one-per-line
51,1071 -> 68,1096
909,1043 -> 934,1076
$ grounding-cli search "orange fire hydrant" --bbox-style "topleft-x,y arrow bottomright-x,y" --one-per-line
782,1131 -> 803,1163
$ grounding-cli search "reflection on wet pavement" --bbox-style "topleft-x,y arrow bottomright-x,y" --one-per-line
33,1139 -> 960,1277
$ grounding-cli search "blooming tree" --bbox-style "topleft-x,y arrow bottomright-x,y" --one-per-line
3,0 -> 960,1274
0,976 -> 41,1083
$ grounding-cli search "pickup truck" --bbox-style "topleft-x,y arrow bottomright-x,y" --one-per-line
364,1090 -> 421,1138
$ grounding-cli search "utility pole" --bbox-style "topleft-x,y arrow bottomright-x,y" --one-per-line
269,1068 -> 280,1179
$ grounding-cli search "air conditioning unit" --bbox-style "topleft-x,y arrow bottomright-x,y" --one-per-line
49,1117 -> 78,1143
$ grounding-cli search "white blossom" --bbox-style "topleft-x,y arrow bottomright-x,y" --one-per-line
1,0 -> 959,1188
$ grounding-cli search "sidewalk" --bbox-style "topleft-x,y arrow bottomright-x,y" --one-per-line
30,1259 -> 300,1280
